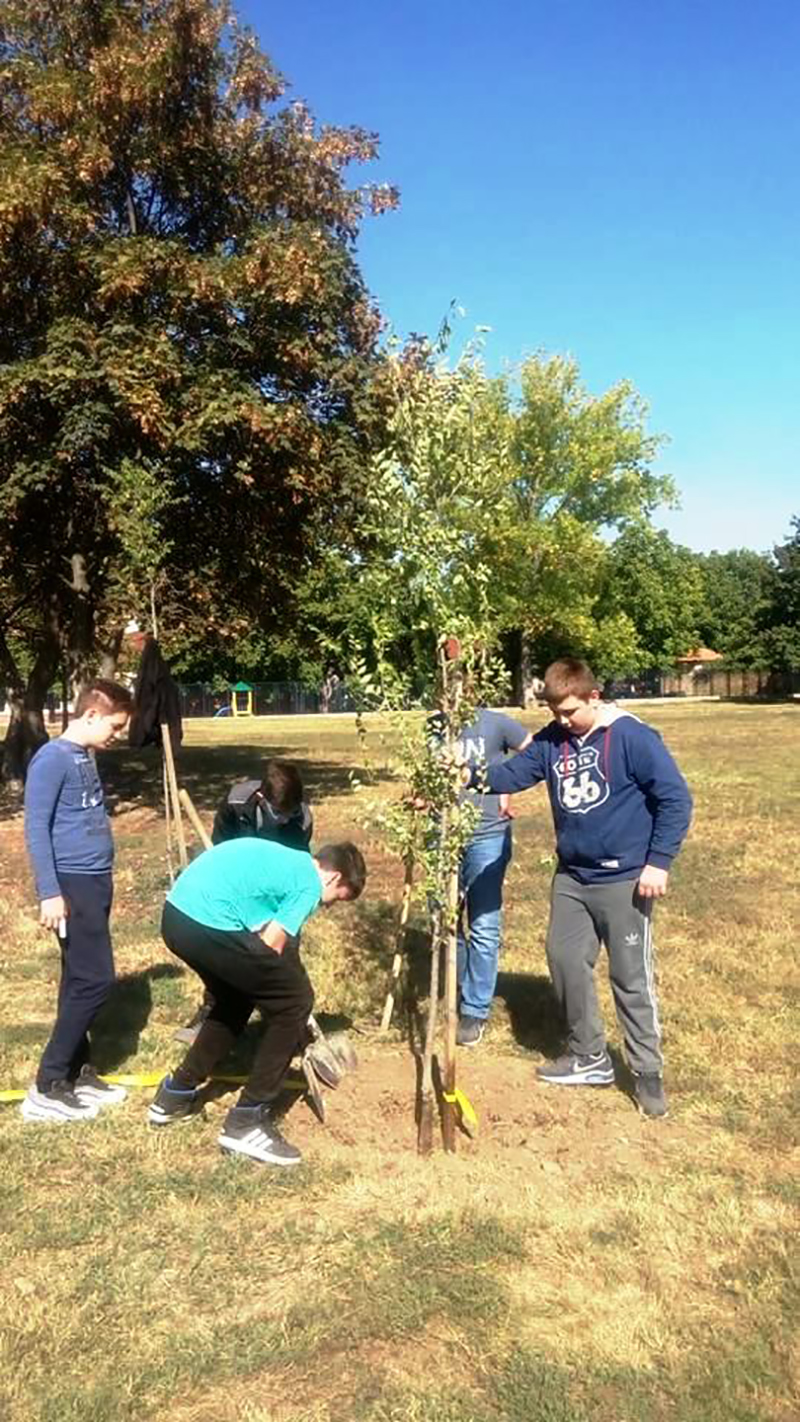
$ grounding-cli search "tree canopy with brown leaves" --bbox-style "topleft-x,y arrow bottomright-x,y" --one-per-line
0,0 -> 397,779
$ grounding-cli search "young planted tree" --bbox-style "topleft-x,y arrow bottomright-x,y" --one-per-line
344,335 -> 511,1152
0,0 -> 396,780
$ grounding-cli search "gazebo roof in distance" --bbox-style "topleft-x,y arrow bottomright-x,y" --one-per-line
675,646 -> 724,664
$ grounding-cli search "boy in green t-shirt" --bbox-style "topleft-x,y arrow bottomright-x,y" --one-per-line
151,838 -> 366,1166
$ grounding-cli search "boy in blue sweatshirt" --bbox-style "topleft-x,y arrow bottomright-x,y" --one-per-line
22,679 -> 133,1123
467,658 -> 692,1118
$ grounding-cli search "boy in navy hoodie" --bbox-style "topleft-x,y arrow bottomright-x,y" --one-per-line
22,679 -> 133,1123
467,658 -> 692,1118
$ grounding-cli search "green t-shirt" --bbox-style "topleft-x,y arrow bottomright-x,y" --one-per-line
167,839 -> 322,935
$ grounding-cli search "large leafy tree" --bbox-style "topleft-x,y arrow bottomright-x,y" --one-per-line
0,0 -> 396,779
601,525 -> 706,670
486,353 -> 673,692
760,516 -> 800,670
695,548 -> 774,667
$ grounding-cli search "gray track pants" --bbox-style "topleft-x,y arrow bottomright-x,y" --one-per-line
546,872 -> 663,1075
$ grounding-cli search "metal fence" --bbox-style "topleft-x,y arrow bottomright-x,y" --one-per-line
177,681 -> 357,718
175,668 -> 800,719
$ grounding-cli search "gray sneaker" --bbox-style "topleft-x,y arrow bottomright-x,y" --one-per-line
456,1015 -> 486,1048
218,1104 -> 302,1166
20,1081 -> 99,1123
634,1073 -> 668,1118
73,1065 -> 128,1108
537,1050 -> 614,1087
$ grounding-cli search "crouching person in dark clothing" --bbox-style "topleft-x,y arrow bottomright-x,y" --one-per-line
212,759 -> 313,852
151,839 -> 366,1166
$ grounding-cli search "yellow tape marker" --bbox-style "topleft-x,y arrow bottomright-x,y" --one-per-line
0,1071 -> 307,1105
442,1087 -> 479,1130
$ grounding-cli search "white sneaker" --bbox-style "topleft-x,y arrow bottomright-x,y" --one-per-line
21,1081 -> 99,1123
73,1065 -> 128,1108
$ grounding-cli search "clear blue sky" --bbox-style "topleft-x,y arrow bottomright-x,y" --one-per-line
238,0 -> 799,555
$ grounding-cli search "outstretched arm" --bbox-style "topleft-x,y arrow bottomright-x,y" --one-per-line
466,737 -> 548,796
634,734 -> 693,896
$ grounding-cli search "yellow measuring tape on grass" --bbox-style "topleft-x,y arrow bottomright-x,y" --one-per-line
0,1070 -> 307,1105
442,1087 -> 479,1132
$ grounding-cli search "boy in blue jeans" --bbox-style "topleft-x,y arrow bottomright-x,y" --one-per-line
454,709 -> 532,1046
22,678 -> 133,1123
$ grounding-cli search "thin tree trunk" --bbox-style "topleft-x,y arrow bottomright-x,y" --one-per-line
508,627 -> 539,709
63,551 -> 94,696
98,628 -> 124,679
0,609 -> 60,788
380,855 -> 415,1033
441,862 -> 459,1153
417,902 -> 442,1156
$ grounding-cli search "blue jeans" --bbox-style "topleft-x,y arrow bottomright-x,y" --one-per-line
457,830 -> 512,1021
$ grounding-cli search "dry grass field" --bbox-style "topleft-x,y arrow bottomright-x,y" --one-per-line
0,703 -> 798,1422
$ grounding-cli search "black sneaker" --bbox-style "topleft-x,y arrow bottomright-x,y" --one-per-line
147,1076 -> 203,1126
634,1073 -> 668,1118
537,1050 -> 614,1087
218,1104 -> 302,1166
20,1081 -> 99,1124
73,1065 -> 128,1108
456,1015 -> 486,1047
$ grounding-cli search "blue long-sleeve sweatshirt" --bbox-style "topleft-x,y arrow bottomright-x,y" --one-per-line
478,707 -> 692,885
24,738 -> 114,900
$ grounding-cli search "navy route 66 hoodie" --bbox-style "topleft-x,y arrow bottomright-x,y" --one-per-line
477,705 -> 692,885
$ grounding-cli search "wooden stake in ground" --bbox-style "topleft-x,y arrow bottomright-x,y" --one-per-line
440,639 -> 463,1154
161,723 -> 188,869
178,787 -> 212,852
417,899 -> 443,1156
441,850 -> 460,1154
162,758 -> 175,883
380,854 -> 415,1033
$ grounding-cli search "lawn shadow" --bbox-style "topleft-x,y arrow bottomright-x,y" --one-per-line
97,740 -> 397,818
494,970 -> 564,1058
91,963 -> 185,1071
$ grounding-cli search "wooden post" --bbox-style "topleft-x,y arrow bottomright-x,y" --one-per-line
440,639 -> 462,1155
162,757 -> 175,883
441,858 -> 460,1153
380,855 -> 415,1033
161,723 -> 187,869
417,900 -> 442,1156
179,787 -> 212,852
